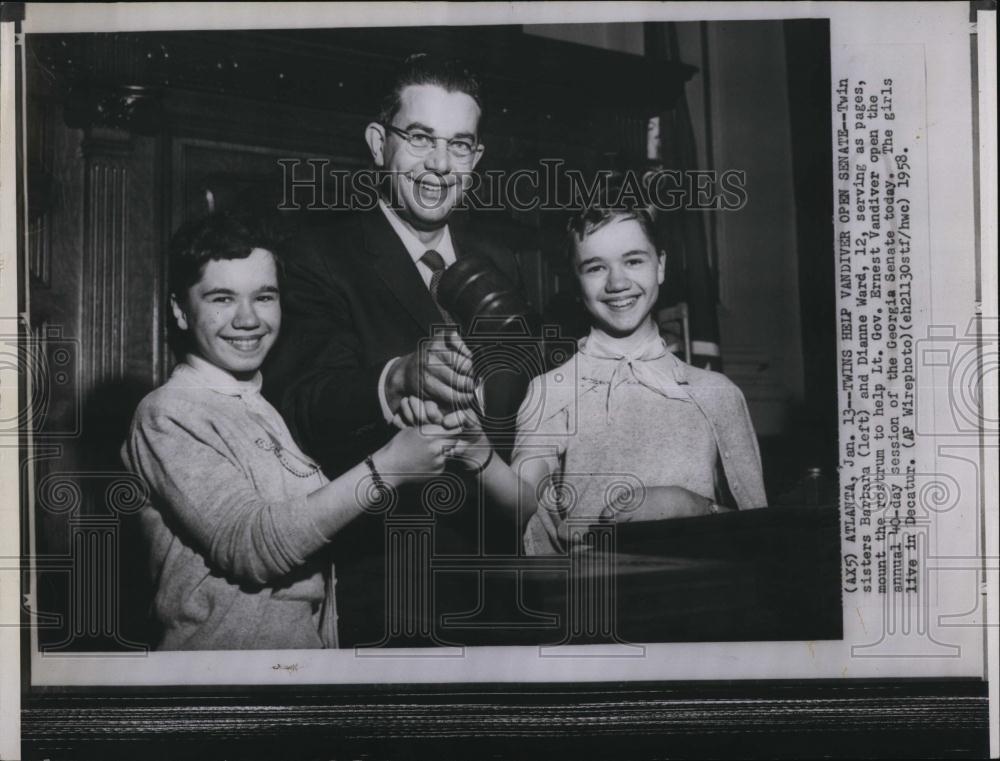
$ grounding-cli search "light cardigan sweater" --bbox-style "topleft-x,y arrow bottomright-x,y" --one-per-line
122,355 -> 336,650
514,330 -> 768,554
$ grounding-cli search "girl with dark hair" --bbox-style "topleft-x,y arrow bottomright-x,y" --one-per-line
122,214 -> 461,649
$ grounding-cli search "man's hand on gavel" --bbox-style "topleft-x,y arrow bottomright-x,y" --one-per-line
386,329 -> 476,415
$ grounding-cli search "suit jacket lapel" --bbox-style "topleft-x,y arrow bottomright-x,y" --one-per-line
362,209 -> 442,333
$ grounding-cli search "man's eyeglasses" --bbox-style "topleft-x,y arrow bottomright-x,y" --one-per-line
384,124 -> 480,160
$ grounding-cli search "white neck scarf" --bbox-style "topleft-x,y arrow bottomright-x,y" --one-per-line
577,327 -> 690,420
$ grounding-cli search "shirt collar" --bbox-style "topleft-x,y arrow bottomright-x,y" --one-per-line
174,353 -> 263,397
378,198 -> 456,267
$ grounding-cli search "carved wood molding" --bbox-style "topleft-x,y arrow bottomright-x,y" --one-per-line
21,681 -> 989,759
81,127 -> 131,391
28,101 -> 54,286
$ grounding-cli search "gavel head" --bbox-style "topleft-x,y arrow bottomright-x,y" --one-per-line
437,255 -> 541,443
436,255 -> 531,336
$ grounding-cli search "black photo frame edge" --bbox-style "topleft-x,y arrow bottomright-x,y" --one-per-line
21,678 -> 990,759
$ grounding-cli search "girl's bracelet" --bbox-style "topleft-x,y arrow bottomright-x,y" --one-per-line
364,454 -> 391,498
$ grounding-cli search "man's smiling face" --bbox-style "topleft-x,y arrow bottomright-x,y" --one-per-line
370,83 -> 483,233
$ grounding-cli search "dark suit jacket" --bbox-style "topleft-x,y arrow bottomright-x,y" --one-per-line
266,208 -> 522,471
263,207 -> 525,646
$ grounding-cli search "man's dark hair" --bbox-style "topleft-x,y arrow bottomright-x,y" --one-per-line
378,52 -> 484,129
168,212 -> 282,302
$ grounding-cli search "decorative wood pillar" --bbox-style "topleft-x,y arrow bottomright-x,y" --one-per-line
80,126 -> 132,391
29,108 -> 163,650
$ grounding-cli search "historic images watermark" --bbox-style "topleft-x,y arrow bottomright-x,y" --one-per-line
276,159 -> 749,213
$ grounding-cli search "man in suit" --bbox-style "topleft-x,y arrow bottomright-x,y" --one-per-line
265,53 -> 524,647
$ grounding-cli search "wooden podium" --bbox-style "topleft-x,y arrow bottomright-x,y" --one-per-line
361,505 -> 843,647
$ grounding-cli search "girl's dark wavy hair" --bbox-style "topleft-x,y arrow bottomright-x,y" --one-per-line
167,212 -> 286,358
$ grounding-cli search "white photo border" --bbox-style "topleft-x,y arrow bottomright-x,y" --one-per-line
2,2 -> 996,758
